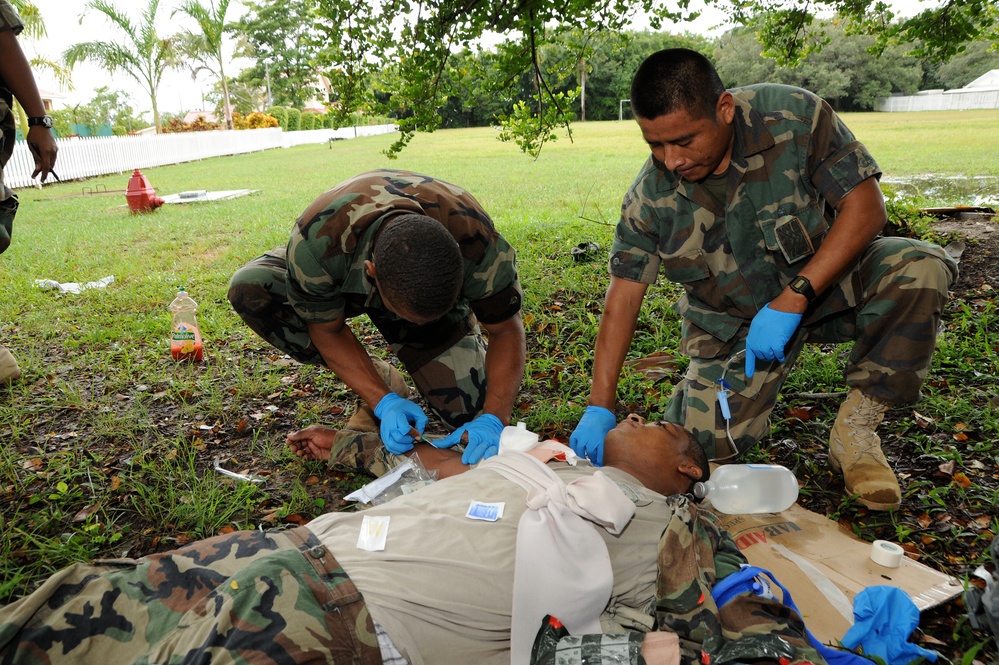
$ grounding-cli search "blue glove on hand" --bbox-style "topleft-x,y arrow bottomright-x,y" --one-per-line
745,303 -> 803,379
374,393 -> 428,455
569,406 -> 615,466
437,413 -> 504,465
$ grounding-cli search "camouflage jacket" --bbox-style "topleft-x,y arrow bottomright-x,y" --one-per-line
531,496 -> 828,665
610,84 -> 881,353
286,169 -> 522,335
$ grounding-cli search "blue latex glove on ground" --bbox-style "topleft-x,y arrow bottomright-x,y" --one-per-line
569,406 -> 615,466
842,586 -> 939,665
373,393 -> 428,455
745,303 -> 803,379
437,413 -> 504,464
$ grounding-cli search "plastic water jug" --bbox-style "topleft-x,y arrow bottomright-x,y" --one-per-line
693,464 -> 799,514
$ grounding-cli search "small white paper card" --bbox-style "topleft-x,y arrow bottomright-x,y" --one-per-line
466,501 -> 505,522
357,515 -> 390,551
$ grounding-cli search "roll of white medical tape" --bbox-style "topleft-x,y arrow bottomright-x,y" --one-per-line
870,540 -> 904,568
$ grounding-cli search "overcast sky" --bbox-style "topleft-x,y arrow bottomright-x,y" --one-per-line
25,0 -> 930,122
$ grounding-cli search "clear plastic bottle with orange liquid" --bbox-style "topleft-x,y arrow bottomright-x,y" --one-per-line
169,286 -> 203,361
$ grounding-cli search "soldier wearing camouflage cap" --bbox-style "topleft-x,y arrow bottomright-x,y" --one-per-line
570,48 -> 957,511
0,0 -> 58,384
228,169 -> 526,466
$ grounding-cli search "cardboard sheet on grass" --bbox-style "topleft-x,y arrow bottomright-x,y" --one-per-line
713,503 -> 963,645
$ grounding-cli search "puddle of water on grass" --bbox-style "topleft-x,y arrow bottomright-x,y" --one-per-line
881,175 -> 999,207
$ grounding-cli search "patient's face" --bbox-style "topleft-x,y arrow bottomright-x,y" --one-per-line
605,414 -> 701,495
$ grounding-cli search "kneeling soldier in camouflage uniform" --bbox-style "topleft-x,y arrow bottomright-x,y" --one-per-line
570,48 -> 958,511
1,417 -> 826,665
228,169 -> 526,466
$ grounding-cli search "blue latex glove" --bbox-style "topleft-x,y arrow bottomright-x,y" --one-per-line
373,393 -> 428,455
437,413 -> 504,464
745,303 -> 803,379
569,406 -> 615,466
842,586 -> 939,665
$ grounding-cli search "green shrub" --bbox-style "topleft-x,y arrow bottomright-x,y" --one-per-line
266,105 -> 289,131
300,111 -> 317,131
286,108 -> 301,132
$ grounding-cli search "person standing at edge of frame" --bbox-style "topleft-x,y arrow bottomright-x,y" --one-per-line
0,0 -> 58,385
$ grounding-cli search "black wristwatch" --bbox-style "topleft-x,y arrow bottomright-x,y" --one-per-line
27,115 -> 53,129
788,275 -> 817,304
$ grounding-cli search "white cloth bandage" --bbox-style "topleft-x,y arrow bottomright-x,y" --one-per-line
482,452 -> 636,663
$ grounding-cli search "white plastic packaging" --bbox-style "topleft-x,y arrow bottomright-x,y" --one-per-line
693,464 -> 799,514
498,421 -> 539,453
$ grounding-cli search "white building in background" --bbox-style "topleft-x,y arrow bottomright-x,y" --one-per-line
878,69 -> 999,111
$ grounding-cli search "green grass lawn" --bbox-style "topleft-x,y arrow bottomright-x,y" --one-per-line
1,115 -> 998,658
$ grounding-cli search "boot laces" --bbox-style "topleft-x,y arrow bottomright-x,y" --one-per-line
843,395 -> 886,456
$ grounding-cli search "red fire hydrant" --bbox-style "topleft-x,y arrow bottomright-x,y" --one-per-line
125,169 -> 165,214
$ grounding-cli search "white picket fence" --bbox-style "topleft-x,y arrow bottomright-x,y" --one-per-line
4,124 -> 397,190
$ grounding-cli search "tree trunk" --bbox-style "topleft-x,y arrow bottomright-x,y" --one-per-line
219,57 -> 234,130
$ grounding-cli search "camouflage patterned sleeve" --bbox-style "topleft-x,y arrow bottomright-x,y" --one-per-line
464,231 -> 523,324
805,95 -> 881,209
285,224 -> 349,324
655,497 -> 827,665
0,1 -> 24,36
609,160 -> 667,285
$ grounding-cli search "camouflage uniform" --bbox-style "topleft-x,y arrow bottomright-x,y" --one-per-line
0,0 -> 24,252
531,496 -> 826,665
228,169 -> 522,429
0,526 -> 383,664
611,84 -> 958,458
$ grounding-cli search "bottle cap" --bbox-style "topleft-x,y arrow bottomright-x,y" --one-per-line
692,481 -> 707,499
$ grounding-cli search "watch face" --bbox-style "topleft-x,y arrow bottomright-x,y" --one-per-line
29,116 -> 53,128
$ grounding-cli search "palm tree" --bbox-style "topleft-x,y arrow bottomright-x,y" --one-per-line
172,0 -> 234,130
10,0 -> 73,132
62,0 -> 176,134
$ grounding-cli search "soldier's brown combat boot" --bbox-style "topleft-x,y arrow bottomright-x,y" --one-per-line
0,345 -> 21,385
829,388 -> 901,510
344,358 -> 411,433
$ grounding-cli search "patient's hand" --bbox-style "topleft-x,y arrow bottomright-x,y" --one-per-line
286,424 -> 337,461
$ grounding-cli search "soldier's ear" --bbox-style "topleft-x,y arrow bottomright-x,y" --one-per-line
716,92 -> 735,126
364,260 -> 377,278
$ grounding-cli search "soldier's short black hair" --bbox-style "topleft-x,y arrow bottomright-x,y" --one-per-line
373,214 -> 463,321
631,48 -> 726,122
680,429 -> 711,487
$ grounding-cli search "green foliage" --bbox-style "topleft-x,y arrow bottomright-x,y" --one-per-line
228,0 -> 321,108
266,105 -> 289,130
498,90 -> 578,158
714,23 -> 923,111
300,111 -> 317,131
932,39 -> 999,89
62,0 -> 176,133
882,189 -> 947,243
172,0 -> 235,129
286,107 -> 301,131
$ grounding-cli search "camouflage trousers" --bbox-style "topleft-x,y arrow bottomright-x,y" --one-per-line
663,237 -> 958,459
0,527 -> 382,665
228,247 -> 489,430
